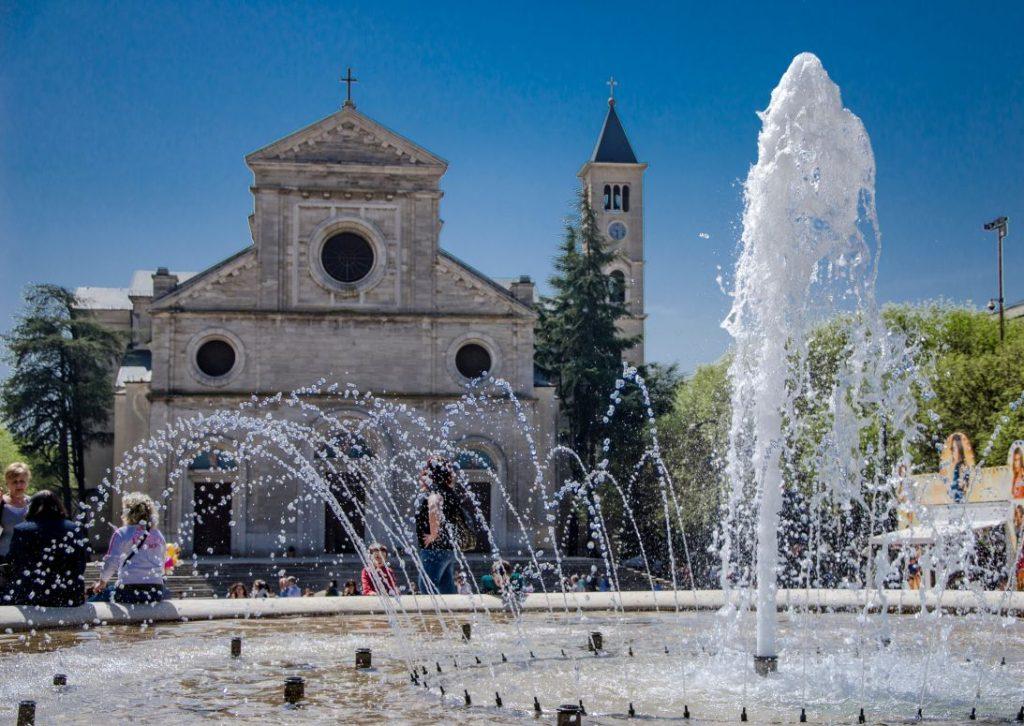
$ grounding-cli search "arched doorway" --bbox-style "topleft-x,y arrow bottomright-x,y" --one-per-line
188,449 -> 238,557
455,448 -> 498,553
321,436 -> 371,554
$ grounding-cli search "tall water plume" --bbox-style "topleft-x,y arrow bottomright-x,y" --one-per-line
722,53 -> 880,662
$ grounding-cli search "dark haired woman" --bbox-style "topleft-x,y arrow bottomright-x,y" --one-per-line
415,457 -> 462,595
4,490 -> 91,607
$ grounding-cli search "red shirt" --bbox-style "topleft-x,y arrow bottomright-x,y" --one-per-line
361,565 -> 398,595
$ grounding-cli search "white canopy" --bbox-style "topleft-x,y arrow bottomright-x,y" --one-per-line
870,518 -> 1006,547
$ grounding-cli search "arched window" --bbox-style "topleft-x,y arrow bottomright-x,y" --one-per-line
622,185 -> 630,212
609,270 -> 627,303
612,185 -> 621,210
603,185 -> 611,211
189,450 -> 238,471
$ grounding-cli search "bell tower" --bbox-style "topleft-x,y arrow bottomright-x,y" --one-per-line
578,79 -> 647,365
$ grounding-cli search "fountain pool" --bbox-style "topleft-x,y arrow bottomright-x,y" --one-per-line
0,608 -> 1021,723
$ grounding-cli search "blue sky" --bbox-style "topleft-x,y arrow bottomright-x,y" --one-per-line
1,1 -> 1022,374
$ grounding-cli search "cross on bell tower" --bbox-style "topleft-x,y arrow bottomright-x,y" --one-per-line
606,76 -> 618,106
340,67 -> 358,108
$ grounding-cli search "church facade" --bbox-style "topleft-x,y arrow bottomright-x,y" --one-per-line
76,92 -> 646,557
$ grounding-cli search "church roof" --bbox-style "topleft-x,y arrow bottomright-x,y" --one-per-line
590,102 -> 638,164
438,250 -> 535,315
129,269 -> 198,297
75,286 -> 132,310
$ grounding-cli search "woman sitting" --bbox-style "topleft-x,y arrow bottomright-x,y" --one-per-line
360,543 -> 398,595
91,492 -> 167,604
4,490 -> 91,607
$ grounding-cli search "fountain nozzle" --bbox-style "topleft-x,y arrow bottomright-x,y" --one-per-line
284,676 -> 305,705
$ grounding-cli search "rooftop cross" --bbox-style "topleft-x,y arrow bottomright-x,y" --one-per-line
340,67 -> 358,108
606,76 -> 618,105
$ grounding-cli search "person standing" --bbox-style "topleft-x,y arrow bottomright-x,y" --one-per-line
415,457 -> 463,595
4,490 -> 91,607
0,463 -> 32,569
91,492 -> 167,604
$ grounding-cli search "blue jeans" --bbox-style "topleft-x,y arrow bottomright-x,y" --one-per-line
418,548 -> 457,595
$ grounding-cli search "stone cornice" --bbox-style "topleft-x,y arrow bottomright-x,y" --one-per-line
147,390 -> 539,404
149,307 -> 536,322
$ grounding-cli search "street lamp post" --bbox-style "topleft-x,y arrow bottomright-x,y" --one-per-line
984,216 -> 1009,342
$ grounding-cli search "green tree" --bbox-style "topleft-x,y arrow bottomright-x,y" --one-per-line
536,189 -> 637,466
653,358 -> 731,581
1,284 -> 124,511
536,188 -> 637,554
881,303 -> 1024,469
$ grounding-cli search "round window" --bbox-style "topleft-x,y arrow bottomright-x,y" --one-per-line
455,343 -> 492,380
321,231 -> 375,283
196,339 -> 236,378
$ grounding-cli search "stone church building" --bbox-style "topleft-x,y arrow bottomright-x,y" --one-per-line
76,91 -> 646,557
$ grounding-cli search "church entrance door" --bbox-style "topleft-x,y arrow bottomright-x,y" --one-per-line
465,481 -> 492,553
193,481 -> 232,556
325,473 -> 365,554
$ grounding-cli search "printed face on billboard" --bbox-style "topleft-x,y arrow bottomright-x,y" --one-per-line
1009,441 -> 1024,500
939,432 -> 975,503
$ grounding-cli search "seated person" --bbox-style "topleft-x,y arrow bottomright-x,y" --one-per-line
480,560 -> 524,601
91,492 -> 167,604
278,576 -> 301,597
5,490 -> 91,607
361,543 -> 398,595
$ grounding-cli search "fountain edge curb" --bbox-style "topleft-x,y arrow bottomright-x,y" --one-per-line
0,589 -> 1020,632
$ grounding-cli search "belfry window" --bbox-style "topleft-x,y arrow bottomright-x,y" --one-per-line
622,185 -> 630,212
603,185 -> 611,210
612,185 -> 621,210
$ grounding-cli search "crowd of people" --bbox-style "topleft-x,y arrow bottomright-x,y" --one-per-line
0,462 -> 168,607
0,456 -> 535,608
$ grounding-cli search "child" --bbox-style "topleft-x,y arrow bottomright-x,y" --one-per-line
361,543 -> 398,595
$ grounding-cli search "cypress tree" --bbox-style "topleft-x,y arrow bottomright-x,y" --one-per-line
1,284 -> 124,511
536,189 -> 637,553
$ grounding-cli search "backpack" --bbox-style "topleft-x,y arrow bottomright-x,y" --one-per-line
441,491 -> 478,552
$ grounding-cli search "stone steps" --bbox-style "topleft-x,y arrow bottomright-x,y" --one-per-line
85,556 -> 659,599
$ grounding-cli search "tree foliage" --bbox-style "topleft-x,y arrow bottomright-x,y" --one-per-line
651,304 -> 1024,585
535,188 -> 639,554
1,284 -> 124,511
536,188 -> 638,465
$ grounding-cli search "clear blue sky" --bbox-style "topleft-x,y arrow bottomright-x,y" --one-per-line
1,1 -> 1022,374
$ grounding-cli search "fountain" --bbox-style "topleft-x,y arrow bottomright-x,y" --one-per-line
722,52 -> 881,671
0,52 -> 1023,723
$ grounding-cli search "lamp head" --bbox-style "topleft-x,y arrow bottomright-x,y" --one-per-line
984,216 -> 1008,231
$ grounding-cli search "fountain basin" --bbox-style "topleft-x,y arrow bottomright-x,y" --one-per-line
0,608 -> 1020,724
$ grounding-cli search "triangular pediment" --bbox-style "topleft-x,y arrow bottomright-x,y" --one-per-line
150,247 -> 257,310
436,251 -> 535,318
246,106 -> 447,170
